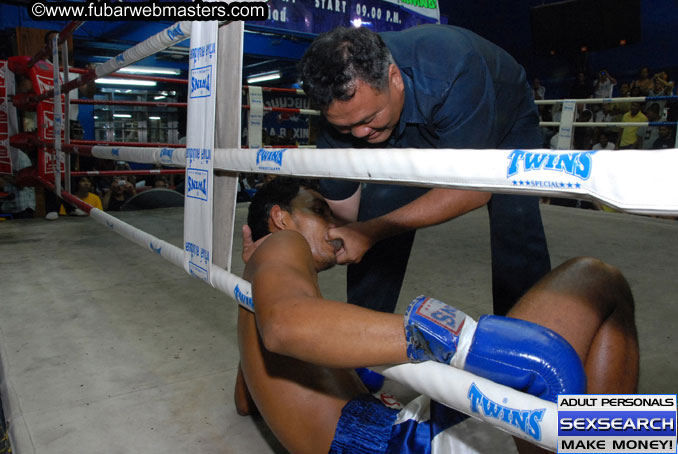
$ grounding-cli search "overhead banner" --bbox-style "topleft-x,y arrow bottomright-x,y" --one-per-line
253,0 -> 440,34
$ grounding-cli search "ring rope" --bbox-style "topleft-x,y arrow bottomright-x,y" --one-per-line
82,144 -> 678,215
535,94 -> 678,105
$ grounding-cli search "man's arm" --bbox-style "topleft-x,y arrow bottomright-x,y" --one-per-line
245,230 -> 408,367
329,188 -> 491,264
325,52 -> 503,264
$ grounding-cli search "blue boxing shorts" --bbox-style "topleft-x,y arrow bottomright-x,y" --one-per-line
329,393 -> 519,454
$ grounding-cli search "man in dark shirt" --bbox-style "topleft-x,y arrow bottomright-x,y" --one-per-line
297,25 -> 551,316
652,125 -> 674,149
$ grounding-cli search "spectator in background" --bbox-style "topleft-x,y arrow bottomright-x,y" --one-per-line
655,71 -> 674,95
593,70 -> 617,99
103,176 -> 136,211
648,72 -> 673,96
153,176 -> 170,189
532,77 -> 545,100
569,71 -> 592,99
652,125 -> 674,149
282,128 -> 298,146
0,148 -> 36,219
628,85 -> 644,112
539,107 -> 557,148
592,132 -> 615,150
614,83 -> 632,116
618,102 -> 648,149
631,67 -> 653,96
59,176 -> 102,215
573,109 -> 594,150
642,103 -> 662,150
594,103 -> 615,122
648,71 -> 674,116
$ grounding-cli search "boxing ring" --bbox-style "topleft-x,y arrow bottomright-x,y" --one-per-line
2,19 -> 678,454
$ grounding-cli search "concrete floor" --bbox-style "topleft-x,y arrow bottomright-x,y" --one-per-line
0,203 -> 676,453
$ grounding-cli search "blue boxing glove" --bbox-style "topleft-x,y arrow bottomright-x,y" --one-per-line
404,296 -> 586,402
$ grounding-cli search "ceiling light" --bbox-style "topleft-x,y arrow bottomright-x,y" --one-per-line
154,95 -> 167,100
247,70 -> 281,84
95,78 -> 157,87
118,66 -> 181,76
113,114 -> 132,118
149,116 -> 161,120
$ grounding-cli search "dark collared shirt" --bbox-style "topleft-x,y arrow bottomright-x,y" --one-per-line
318,24 -> 540,198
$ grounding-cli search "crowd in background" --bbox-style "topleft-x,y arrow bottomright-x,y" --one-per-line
534,66 -> 676,151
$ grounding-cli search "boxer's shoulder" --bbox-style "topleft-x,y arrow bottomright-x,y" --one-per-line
246,231 -> 314,277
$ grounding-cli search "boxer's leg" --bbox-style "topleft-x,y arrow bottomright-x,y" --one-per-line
509,257 -> 638,454
507,257 -> 639,393
234,362 -> 257,416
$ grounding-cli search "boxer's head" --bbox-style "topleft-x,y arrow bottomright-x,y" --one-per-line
247,177 -> 342,271
298,27 -> 404,144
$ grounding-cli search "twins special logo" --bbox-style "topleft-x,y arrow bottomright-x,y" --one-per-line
111,148 -> 120,157
190,65 -> 212,99
234,284 -> 253,310
256,148 -> 286,170
507,150 -> 596,180
167,23 -> 185,41
186,168 -> 208,201
159,148 -> 174,165
467,383 -> 545,441
149,242 -> 162,255
115,55 -> 125,66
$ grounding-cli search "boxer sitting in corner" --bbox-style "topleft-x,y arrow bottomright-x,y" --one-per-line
235,177 -> 638,454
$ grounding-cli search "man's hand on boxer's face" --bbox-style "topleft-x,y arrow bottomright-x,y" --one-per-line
325,221 -> 375,265
242,224 -> 270,264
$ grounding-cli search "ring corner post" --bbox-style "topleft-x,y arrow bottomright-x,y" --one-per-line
213,21 -> 245,273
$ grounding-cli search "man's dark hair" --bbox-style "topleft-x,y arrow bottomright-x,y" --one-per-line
646,103 -> 660,115
298,27 -> 393,110
247,177 -> 319,241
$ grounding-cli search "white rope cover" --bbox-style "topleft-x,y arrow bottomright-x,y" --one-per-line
91,146 -> 186,166
213,147 -> 678,215
88,208 -> 254,311
95,22 -> 192,78
374,362 -> 558,451
88,145 -> 678,214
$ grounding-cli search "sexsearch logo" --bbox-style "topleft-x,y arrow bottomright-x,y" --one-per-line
190,65 -> 212,98
186,168 -> 208,201
506,150 -> 596,180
